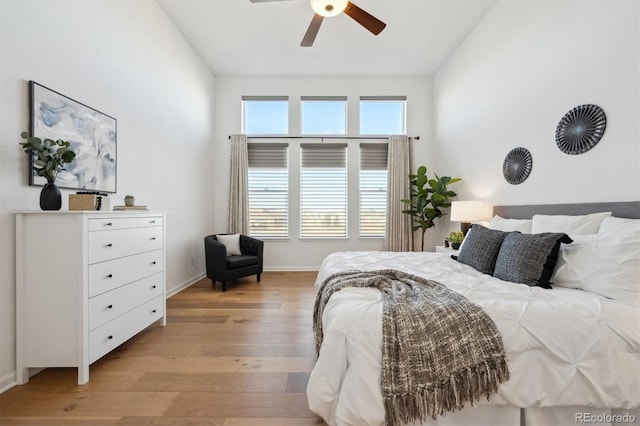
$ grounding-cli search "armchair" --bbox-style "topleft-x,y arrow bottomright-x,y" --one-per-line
204,234 -> 264,291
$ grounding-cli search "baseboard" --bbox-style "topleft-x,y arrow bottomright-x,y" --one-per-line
167,273 -> 206,298
0,371 -> 16,394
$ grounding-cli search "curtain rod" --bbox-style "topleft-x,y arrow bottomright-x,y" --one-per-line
228,135 -> 420,141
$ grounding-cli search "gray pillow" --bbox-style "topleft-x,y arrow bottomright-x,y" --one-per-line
455,225 -> 510,275
493,232 -> 573,288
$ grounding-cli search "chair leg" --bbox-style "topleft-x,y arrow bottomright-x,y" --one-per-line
222,281 -> 227,292
257,273 -> 261,283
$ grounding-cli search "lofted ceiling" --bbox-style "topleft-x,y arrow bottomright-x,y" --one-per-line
156,0 -> 498,76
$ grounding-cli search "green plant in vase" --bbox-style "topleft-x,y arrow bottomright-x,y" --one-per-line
448,230 -> 465,249
401,165 -> 461,251
19,131 -> 76,210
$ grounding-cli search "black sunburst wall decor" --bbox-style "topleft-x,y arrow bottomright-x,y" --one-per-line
555,104 -> 606,155
503,147 -> 533,185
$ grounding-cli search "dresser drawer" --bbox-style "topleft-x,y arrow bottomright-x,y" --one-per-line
88,226 -> 163,264
88,216 -> 163,232
89,273 -> 163,330
89,295 -> 164,363
88,250 -> 163,297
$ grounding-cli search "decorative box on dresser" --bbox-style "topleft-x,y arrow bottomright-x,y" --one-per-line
15,211 -> 167,385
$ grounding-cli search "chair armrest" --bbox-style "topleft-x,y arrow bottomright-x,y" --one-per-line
240,235 -> 264,260
204,235 -> 228,273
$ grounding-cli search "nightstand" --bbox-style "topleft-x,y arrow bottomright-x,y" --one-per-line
435,245 -> 459,255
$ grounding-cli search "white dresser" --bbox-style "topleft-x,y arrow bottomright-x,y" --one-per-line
15,211 -> 166,384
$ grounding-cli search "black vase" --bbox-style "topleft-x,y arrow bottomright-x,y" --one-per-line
40,181 -> 62,210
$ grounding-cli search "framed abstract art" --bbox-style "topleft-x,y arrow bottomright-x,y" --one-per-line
29,81 -> 117,192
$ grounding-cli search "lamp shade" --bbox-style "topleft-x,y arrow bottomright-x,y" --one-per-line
310,0 -> 348,17
450,201 -> 493,223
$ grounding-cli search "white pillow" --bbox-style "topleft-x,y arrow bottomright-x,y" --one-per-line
552,223 -> 640,302
552,234 -> 598,289
489,215 -> 532,233
531,211 -> 611,235
216,233 -> 242,256
598,216 -> 640,234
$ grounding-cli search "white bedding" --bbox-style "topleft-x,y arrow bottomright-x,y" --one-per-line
307,251 -> 640,426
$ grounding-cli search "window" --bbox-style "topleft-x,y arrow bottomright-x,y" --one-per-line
242,93 -> 406,241
359,96 -> 406,135
242,96 -> 288,135
300,144 -> 347,238
301,96 -> 347,135
359,144 -> 388,237
248,143 -> 289,238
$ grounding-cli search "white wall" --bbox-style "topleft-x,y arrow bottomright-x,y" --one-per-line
0,0 -> 215,391
214,76 -> 433,269
431,0 -> 640,245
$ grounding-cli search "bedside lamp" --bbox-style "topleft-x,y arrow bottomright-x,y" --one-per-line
450,201 -> 493,235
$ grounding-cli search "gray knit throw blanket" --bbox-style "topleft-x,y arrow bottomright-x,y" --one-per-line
313,269 -> 510,426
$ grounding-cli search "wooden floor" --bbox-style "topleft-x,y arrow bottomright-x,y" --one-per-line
0,272 -> 327,426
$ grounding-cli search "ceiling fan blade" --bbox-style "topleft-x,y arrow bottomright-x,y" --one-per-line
301,14 -> 323,47
344,1 -> 386,35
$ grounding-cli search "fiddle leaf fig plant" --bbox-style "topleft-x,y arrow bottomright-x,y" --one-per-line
19,131 -> 76,183
401,165 -> 462,251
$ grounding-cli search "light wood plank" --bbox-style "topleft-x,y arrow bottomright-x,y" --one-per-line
105,342 -> 315,358
95,355 -> 316,373
4,369 -> 144,392
125,331 -> 315,345
286,372 -> 310,393
128,372 -> 289,392
116,418 -> 224,426
224,418 -> 324,426
164,392 -> 315,418
0,391 -> 178,416
0,417 -> 120,426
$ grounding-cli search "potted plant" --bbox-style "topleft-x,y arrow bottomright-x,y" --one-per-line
401,165 -> 461,251
19,131 -> 76,210
448,231 -> 464,250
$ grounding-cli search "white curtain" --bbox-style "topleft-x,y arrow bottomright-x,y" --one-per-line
227,134 -> 249,234
384,135 -> 413,252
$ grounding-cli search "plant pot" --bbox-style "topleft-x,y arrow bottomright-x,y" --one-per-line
451,242 -> 461,250
40,181 -> 62,210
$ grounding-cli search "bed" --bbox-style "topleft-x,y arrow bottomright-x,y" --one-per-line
307,202 -> 640,426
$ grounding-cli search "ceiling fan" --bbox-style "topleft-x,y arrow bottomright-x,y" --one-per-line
250,0 -> 386,47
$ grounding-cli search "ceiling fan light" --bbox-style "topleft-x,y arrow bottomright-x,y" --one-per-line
310,0 -> 348,17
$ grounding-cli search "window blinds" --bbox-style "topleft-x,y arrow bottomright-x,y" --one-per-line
248,143 -> 289,238
359,143 -> 388,237
300,144 -> 347,238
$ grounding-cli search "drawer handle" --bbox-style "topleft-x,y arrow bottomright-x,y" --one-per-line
151,285 -> 157,289
150,237 -> 156,241
150,220 -> 156,224
151,261 -> 157,265
106,274 -> 113,278
152,309 -> 157,314
107,304 -> 113,309
106,243 -> 113,248
107,335 -> 113,340
106,222 -> 113,226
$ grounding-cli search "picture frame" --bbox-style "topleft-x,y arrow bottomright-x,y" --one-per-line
29,81 -> 117,193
